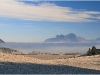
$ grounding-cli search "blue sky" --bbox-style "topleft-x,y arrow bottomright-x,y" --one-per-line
0,0 -> 100,42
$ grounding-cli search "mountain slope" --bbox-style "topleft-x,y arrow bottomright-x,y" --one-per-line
0,39 -> 4,43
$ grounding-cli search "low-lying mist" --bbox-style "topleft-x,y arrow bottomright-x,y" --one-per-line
0,42 -> 100,54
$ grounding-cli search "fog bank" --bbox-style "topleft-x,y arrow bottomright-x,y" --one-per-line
0,42 -> 100,54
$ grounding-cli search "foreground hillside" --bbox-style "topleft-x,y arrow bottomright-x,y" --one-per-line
0,47 -> 23,54
0,52 -> 100,74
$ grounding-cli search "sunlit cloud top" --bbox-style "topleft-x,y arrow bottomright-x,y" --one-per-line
0,0 -> 100,22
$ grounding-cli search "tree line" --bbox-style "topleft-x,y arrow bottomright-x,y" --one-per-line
87,46 -> 98,56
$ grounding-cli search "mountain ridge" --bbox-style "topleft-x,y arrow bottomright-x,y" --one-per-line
44,33 -> 100,43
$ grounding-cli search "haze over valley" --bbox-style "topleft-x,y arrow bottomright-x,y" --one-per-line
0,33 -> 100,54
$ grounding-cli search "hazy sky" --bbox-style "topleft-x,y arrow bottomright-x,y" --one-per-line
0,0 -> 100,42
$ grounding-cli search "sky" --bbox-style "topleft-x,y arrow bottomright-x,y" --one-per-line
0,0 -> 100,42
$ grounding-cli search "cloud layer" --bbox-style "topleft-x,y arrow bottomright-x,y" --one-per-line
0,0 -> 100,22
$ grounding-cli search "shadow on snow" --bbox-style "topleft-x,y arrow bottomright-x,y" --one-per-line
0,61 -> 100,74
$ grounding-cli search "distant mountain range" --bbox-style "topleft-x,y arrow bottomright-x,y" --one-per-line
44,33 -> 100,43
90,37 -> 100,42
0,39 -> 5,43
96,38 -> 100,41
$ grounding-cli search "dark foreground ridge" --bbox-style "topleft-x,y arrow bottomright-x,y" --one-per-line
0,61 -> 100,74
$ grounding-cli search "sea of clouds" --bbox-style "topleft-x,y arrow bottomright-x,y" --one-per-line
0,42 -> 100,54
